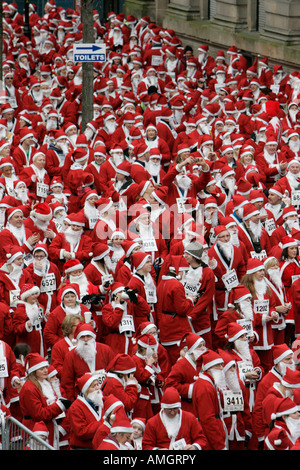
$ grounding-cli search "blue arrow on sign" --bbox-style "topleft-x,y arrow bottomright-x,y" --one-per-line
76,45 -> 103,52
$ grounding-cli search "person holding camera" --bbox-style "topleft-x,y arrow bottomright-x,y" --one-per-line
101,282 -> 151,355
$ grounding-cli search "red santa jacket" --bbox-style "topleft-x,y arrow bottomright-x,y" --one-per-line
68,395 -> 104,449
60,342 -> 115,401
142,408 -> 207,450
12,301 -> 46,356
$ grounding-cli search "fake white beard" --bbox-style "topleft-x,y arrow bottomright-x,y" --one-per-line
105,121 -> 117,135
84,202 -> 98,220
176,174 -> 192,190
209,368 -> 227,390
76,338 -> 97,362
32,216 -> 50,231
64,226 -> 83,245
147,76 -> 158,87
15,188 -> 29,204
225,370 -> 241,392
186,66 -> 195,78
173,110 -> 183,124
147,160 -> 161,177
263,149 -> 276,165
230,230 -> 240,247
8,263 -> 24,284
69,273 -> 89,297
34,257 -> 49,275
84,128 -> 94,141
277,360 -> 296,376
166,57 -> 177,72
289,109 -> 298,123
216,74 -> 225,85
248,220 -> 263,241
204,209 -> 218,227
239,300 -> 253,321
32,89 -> 44,105
68,134 -> 78,147
87,389 -> 103,408
56,142 -> 69,156
113,30 -> 123,46
218,240 -> 233,259
39,379 -> 57,405
289,140 -> 300,153
138,221 -> 154,239
223,177 -> 236,195
64,302 -> 81,315
161,410 -> 181,439
113,154 -> 124,167
285,417 -> 300,443
286,172 -> 300,189
73,75 -> 82,86
51,377 -> 61,398
198,53 -> 205,64
26,302 -> 41,325
199,123 -> 211,135
201,251 -> 209,264
254,278 -> 267,298
7,222 -> 26,245
284,218 -> 300,233
268,267 -> 283,289
234,339 -> 252,362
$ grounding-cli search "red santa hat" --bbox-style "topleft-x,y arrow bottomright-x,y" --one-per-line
103,394 -> 124,419
242,203 -> 260,221
77,373 -> 98,395
106,353 -> 136,374
137,333 -> 157,350
225,322 -> 247,343
74,322 -> 96,340
283,206 -> 298,222
214,225 -> 228,239
63,259 -> 84,275
60,284 -> 80,302
33,243 -> 48,257
92,243 -> 110,261
153,186 -> 168,206
121,240 -> 140,258
116,160 -> 131,176
246,258 -> 265,275
272,344 -> 293,365
5,245 -> 24,264
25,353 -> 49,375
110,409 -> 133,434
19,127 -> 34,143
281,368 -> 300,389
204,196 -> 218,209
228,284 -> 252,306
271,397 -> 298,421
67,212 -> 86,227
131,252 -> 151,271
180,332 -> 205,354
131,417 -> 146,431
220,164 -> 235,181
201,350 -> 224,371
168,255 -> 190,275
264,427 -> 293,451
95,197 -> 114,215
30,202 -> 52,221
20,283 -> 40,301
160,387 -> 181,409
280,236 -> 298,250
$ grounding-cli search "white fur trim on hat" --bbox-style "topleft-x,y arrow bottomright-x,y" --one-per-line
20,285 -> 40,301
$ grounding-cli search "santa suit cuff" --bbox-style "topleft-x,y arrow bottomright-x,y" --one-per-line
125,380 -> 138,387
145,365 -> 155,374
25,321 -> 33,332
11,375 -> 21,388
60,249 -> 65,259
24,240 -> 34,251
188,383 -> 194,400
192,443 -> 201,450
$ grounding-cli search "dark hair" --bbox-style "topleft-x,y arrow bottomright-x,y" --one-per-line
13,343 -> 31,358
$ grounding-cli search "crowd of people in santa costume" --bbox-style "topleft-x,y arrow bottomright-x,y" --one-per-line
3,0 -> 300,453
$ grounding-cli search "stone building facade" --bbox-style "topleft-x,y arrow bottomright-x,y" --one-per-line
123,0 -> 300,71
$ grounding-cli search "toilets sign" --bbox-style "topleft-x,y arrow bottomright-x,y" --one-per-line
73,44 -> 106,62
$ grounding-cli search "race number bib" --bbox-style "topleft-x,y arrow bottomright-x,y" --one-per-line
143,238 -> 158,253
270,84 -> 280,94
264,218 -> 276,235
237,361 -> 253,376
94,369 -> 107,387
151,55 -> 163,67
36,182 -> 49,198
237,318 -> 253,338
9,289 -> 20,308
250,250 -> 267,261
183,279 -> 200,296
291,190 -> 300,208
145,285 -> 157,304
176,197 -> 187,214
223,390 -> 244,412
170,438 -> 187,451
222,269 -> 239,290
40,273 -> 56,293
253,299 -> 269,314
0,357 -> 8,378
119,314 -> 135,334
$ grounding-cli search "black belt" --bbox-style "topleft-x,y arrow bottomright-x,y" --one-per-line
162,311 -> 176,317
23,416 -> 32,420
